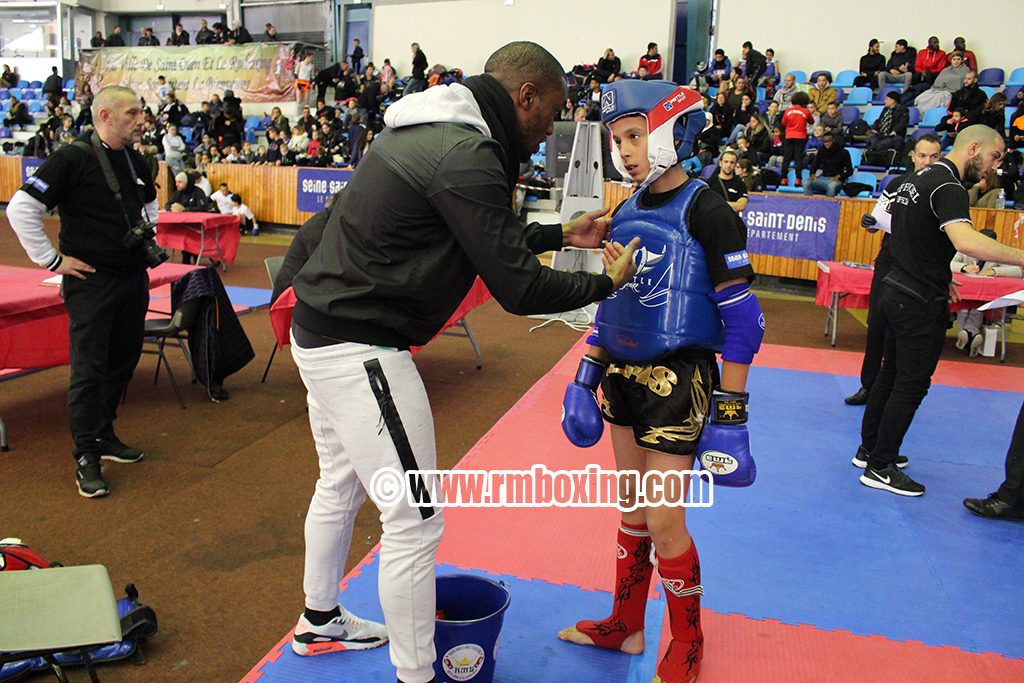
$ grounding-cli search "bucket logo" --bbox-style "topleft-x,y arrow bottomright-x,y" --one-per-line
700,450 -> 738,475
442,644 -> 485,681
601,89 -> 616,115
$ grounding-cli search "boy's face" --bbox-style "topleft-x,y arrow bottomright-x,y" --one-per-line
814,125 -> 825,137
827,103 -> 838,115
817,75 -> 829,88
951,111 -> 963,121
768,102 -> 778,112
608,115 -> 650,181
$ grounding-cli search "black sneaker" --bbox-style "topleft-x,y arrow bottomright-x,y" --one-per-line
844,387 -> 869,405
963,494 -> 1024,521
859,464 -> 924,496
76,456 -> 109,498
851,445 -> 908,469
98,438 -> 144,463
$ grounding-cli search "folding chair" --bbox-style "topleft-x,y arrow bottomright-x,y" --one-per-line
143,299 -> 201,409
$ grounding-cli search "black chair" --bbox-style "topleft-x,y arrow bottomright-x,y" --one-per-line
261,256 -> 285,383
143,299 -> 201,409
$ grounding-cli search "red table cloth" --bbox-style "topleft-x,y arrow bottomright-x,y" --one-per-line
156,212 -> 241,265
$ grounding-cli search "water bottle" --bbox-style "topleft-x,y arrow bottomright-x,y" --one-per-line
995,189 -> 1006,210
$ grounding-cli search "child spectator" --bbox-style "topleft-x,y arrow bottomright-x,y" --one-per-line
763,100 -> 781,131
780,91 -> 814,186
805,125 -> 827,160
936,107 -> 970,146
737,158 -> 766,191
237,141 -> 255,164
253,145 -> 268,165
231,193 -> 259,235
768,125 -> 785,167
288,124 -> 311,162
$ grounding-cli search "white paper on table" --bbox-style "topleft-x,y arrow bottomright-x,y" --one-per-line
40,274 -> 62,285
978,289 -> 1024,311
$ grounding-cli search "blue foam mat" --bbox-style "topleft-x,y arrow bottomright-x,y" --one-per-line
253,559 -> 666,682
224,285 -> 272,310
690,366 -> 1024,657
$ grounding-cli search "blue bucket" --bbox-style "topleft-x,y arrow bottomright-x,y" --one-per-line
433,574 -> 511,683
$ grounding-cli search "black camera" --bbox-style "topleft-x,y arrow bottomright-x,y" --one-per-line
122,221 -> 169,269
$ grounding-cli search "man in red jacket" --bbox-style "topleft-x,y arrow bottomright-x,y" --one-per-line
638,42 -> 663,79
915,36 -> 947,85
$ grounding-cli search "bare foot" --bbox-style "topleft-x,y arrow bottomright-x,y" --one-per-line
556,625 -> 645,654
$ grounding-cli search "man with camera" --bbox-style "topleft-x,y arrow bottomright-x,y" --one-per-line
8,85 -> 163,498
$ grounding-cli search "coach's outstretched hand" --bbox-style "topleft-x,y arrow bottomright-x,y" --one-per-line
603,237 -> 640,290
563,207 -> 611,248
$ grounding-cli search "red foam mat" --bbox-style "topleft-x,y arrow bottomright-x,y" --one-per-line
656,610 -> 1024,683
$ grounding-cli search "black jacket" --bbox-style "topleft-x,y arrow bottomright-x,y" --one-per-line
106,33 -> 125,47
166,184 -> 210,212
884,51 -> 914,73
859,53 -> 886,79
950,86 -> 988,119
292,74 -> 612,349
170,30 -> 190,46
871,105 -> 909,137
42,73 -> 62,96
810,144 -> 854,180
273,208 -> 331,303
744,49 -> 767,84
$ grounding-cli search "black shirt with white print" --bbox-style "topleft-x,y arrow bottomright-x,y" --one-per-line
887,158 -> 972,299
707,171 -> 748,208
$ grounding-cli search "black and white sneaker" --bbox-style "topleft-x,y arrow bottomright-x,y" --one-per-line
860,464 -> 925,497
76,456 -> 109,498
98,438 -> 144,463
851,445 -> 908,469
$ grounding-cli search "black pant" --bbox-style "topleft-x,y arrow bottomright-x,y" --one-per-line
63,270 -> 149,460
996,402 -> 1024,510
780,138 -> 807,179
859,262 -> 890,391
860,283 -> 948,470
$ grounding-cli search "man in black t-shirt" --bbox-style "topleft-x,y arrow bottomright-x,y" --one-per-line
857,126 -> 1024,497
8,86 -> 157,498
708,149 -> 749,212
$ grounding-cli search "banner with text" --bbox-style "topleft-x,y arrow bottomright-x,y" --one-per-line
77,44 -> 295,105
740,194 -> 840,261
296,168 -> 353,212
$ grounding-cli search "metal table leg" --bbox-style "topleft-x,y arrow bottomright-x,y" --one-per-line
0,413 -> 9,451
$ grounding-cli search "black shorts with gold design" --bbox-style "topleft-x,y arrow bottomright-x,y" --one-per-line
599,348 -> 719,456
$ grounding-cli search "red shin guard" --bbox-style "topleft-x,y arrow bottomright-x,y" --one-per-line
656,542 -> 703,683
575,521 -> 653,649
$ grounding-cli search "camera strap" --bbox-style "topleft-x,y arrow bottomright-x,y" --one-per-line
71,132 -> 140,230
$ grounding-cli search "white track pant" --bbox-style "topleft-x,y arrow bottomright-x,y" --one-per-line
291,335 -> 444,683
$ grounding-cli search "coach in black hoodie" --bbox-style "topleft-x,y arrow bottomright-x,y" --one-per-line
288,41 -> 637,683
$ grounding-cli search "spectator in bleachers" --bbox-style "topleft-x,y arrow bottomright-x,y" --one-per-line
741,41 -> 767,86
41,66 -> 62,106
155,75 -> 170,101
134,141 -> 160,184
297,105 -> 317,135
106,26 -> 125,47
0,65 -> 13,88
702,91 -> 733,152
951,230 -> 1021,355
296,51 -> 315,105
170,23 -> 189,46
763,99 -> 782,131
742,113 -> 771,163
725,75 -> 754,110
559,98 -> 575,121
54,115 -> 75,148
357,79 -> 389,128
211,182 -> 235,214
195,170 -> 213,199
75,83 -> 92,129
287,124 -> 310,161
878,39 -> 914,90
949,70 -> 987,120
406,42 -> 429,94
237,141 -> 256,164
914,36 -> 947,85
314,61 -> 343,103
952,37 -> 977,72
734,135 -> 759,167
808,73 -> 837,111
820,101 -> 844,143
163,124 -> 187,175
167,172 -> 210,214
350,39 -> 365,75
138,27 -> 160,47
159,91 -> 189,127
90,31 -> 104,48
804,132 -> 853,197
196,20 -> 215,45
936,107 -> 970,146
351,126 -> 375,167
773,72 -> 798,110
865,91 -> 909,161
593,49 -> 621,84
707,48 -> 732,89
4,96 -> 31,129
780,91 -> 814,186
223,89 -> 243,119
638,42 -> 663,79
380,59 -> 397,89
805,101 -> 821,135
707,149 -> 749,211
966,173 -> 1005,209
805,124 -> 826,160
767,124 -> 784,166
726,93 -> 755,144
252,145 -> 268,165
264,23 -> 278,42
267,105 -> 289,136
855,39 -> 887,88
763,48 -> 778,80
213,110 -> 243,149
230,22 -> 253,45
914,54 -> 969,111
212,23 -> 229,44
573,106 -> 588,122
736,158 -> 766,191
977,93 -> 1007,138
42,106 -> 65,139
193,132 -> 213,157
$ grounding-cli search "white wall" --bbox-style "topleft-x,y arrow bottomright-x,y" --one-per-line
372,0 -> 674,79
715,0 -> 1023,79
88,0 -> 227,12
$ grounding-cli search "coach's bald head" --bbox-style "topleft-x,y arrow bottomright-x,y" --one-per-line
950,124 -> 1004,184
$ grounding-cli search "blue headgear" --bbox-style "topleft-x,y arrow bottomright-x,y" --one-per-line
600,80 -> 710,188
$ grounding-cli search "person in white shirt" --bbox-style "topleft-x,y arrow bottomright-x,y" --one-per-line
231,193 -> 258,235
162,124 -> 186,176
195,172 -> 212,199
212,182 -> 235,214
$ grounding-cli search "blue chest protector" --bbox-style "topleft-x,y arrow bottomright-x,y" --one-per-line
596,179 -> 723,362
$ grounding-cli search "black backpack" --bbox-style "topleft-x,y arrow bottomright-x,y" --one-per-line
847,119 -> 870,138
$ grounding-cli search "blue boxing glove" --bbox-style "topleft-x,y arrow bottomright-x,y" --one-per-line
561,355 -> 607,447
696,390 -> 756,487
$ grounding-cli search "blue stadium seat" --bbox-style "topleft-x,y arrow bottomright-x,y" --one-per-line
17,80 -> 28,89
863,106 -> 883,126
844,87 -> 872,106
1007,67 -> 1024,87
757,100 -> 770,114
977,68 -> 1004,87
810,70 -> 833,84
874,173 -> 900,197
21,90 -> 36,101
846,171 -> 877,197
840,106 -> 861,125
833,88 -> 845,104
28,101 -> 43,113
244,115 -> 260,130
700,163 -> 718,179
846,147 -> 862,167
833,70 -> 857,89
180,127 -> 193,144
1007,109 -> 1015,128
919,107 -> 946,128
787,70 -> 807,84
1004,85 -> 1023,104
0,89 -> 7,100
908,106 -> 921,127
9,88 -> 22,100
65,78 -> 75,90
756,86 -> 765,101
28,80 -> 42,89
777,169 -> 810,193
980,86 -> 996,99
